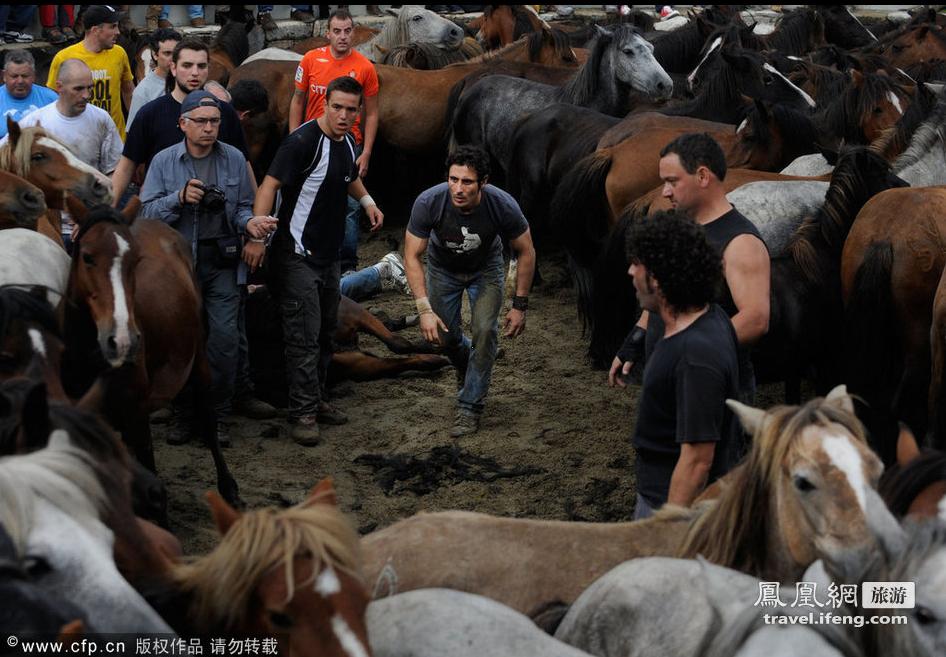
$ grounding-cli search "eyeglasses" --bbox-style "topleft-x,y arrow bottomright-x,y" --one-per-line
184,117 -> 221,126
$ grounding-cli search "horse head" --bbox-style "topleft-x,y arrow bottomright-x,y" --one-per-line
718,46 -> 817,110
174,478 -> 371,657
724,385 -> 887,580
0,169 -> 45,230
68,204 -> 141,369
397,6 -> 464,51
2,121 -> 112,209
604,25 -> 673,101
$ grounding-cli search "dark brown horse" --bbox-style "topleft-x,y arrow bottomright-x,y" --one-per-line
474,5 -> 547,50
61,203 -> 239,504
207,16 -> 254,85
879,425 -> 946,521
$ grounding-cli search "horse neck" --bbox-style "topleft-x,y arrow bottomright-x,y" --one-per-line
666,68 -> 745,123
559,50 -> 627,115
360,16 -> 407,60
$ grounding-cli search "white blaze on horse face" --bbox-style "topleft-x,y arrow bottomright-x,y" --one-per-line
687,36 -> 723,91
315,566 -> 342,597
821,434 -> 867,513
330,615 -> 370,657
736,118 -> 749,134
110,233 -> 132,363
887,91 -> 904,116
846,7 -> 878,42
938,495 -> 946,523
35,137 -> 100,179
27,328 -> 46,359
763,63 -> 817,109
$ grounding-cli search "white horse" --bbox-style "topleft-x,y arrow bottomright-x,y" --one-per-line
368,588 -> 595,657
356,6 -> 464,62
0,433 -> 174,633
0,228 -> 70,307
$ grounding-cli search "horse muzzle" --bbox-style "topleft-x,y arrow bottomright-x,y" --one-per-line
100,326 -> 141,368
76,172 -> 114,208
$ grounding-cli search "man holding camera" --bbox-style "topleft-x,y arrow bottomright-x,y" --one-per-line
140,90 -> 276,445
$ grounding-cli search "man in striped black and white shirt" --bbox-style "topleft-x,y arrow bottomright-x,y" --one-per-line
253,75 -> 383,446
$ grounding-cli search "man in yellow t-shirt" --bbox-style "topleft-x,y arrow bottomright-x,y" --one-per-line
47,5 -> 133,139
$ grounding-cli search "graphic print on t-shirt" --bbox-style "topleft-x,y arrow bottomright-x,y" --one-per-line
444,226 -> 483,254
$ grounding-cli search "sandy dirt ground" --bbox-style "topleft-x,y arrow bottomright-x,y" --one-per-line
152,227 -> 640,554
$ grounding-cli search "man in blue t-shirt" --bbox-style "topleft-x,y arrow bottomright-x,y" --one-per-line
0,50 -> 58,138
404,145 -> 537,438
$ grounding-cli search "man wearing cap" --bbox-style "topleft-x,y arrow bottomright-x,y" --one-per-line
47,5 -> 134,140
139,90 -> 275,446
0,50 -> 58,139
112,38 -> 250,208
254,75 -> 383,446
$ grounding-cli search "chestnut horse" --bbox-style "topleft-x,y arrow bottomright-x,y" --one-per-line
161,479 -> 371,657
880,425 -> 946,522
0,169 -> 45,231
61,205 -> 239,505
0,120 -> 112,245
475,5 -> 547,50
361,388 -> 884,614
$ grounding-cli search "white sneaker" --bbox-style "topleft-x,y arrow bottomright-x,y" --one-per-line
379,252 -> 411,295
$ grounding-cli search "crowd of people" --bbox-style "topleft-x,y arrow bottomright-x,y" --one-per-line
2,4 -> 771,517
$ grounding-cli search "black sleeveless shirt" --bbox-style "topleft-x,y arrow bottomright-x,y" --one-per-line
645,208 -> 766,394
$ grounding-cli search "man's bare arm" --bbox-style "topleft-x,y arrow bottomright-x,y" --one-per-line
724,234 -> 770,345
667,442 -> 716,507
288,89 -> 306,133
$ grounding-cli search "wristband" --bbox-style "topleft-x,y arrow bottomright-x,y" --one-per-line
512,295 -> 529,311
617,325 -> 646,363
359,194 -> 376,209
415,296 -> 433,315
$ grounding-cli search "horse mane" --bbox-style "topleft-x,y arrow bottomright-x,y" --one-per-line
383,40 -> 474,69
371,7 -> 422,53
893,86 -> 946,171
171,492 -> 362,631
765,7 -> 825,56
72,205 -> 128,248
870,79 -> 937,158
212,19 -> 250,68
528,28 -> 576,64
878,448 -> 946,518
703,601 -> 864,657
746,101 -> 819,154
788,146 -> 887,283
0,288 -> 59,342
0,124 -> 48,176
662,46 -> 757,120
816,71 -> 909,144
679,396 -> 869,579
791,62 -> 848,106
652,17 -> 715,73
0,437 -> 109,557
560,24 -> 638,108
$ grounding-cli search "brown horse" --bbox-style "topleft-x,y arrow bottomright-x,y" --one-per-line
878,21 -> 946,70
0,120 -> 112,245
879,425 -> 946,522
61,204 -> 238,505
0,169 -> 46,231
475,5 -> 547,50
165,479 -> 371,657
841,186 -> 946,461
361,388 -> 884,614
207,17 -> 254,85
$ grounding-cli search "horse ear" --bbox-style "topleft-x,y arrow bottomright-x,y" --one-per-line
924,82 -> 945,96
57,619 -> 84,641
121,196 -> 141,224
895,422 -> 921,466
64,194 -> 90,226
205,490 -> 241,535
850,68 -> 864,86
21,380 -> 51,452
725,398 -> 767,436
7,116 -> 19,147
824,384 -> 855,414
305,477 -> 338,507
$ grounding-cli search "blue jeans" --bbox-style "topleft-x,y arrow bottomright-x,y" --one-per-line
340,143 -> 364,272
258,5 -> 312,12
340,266 -> 381,302
0,5 -> 36,30
196,244 -> 240,414
427,256 -> 504,415
160,5 -> 204,20
633,493 -> 656,520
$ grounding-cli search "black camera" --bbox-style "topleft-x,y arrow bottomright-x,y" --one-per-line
198,183 -> 227,213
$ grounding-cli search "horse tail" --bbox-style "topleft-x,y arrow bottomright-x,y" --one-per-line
844,240 -> 900,463
548,148 -> 614,332
588,212 -> 640,369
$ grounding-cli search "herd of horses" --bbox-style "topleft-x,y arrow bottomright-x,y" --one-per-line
2,4 -> 946,655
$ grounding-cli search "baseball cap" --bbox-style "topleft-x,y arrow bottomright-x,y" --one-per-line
180,90 -> 221,115
82,5 -> 124,29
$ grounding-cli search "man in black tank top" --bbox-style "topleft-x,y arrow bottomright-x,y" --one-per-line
610,133 -> 770,405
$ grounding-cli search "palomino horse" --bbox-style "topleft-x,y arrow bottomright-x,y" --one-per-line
448,24 -> 672,174
61,205 -> 238,505
475,5 -> 547,50
0,169 -> 45,230
0,434 -> 173,632
361,387 -> 884,614
355,6 -> 464,62
162,479 -> 371,657
0,120 -> 112,239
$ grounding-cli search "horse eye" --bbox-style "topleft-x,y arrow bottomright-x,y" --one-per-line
622,48 -> 634,56
30,152 -> 46,162
763,75 -> 774,85
24,555 -> 51,577
82,253 -> 95,266
411,14 -> 424,21
873,106 -> 884,114
268,611 -> 293,630
793,474 -> 816,492
915,606 -> 937,625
